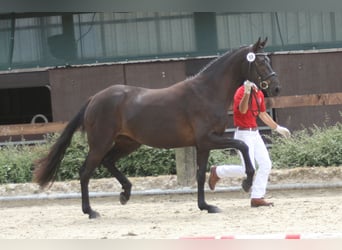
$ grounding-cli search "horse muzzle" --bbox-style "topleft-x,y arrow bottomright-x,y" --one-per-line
260,76 -> 280,97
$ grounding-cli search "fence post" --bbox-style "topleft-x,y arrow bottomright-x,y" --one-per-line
175,147 -> 197,186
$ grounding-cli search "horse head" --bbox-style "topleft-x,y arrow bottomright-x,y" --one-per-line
244,37 -> 281,97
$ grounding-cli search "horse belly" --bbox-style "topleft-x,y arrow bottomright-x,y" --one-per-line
124,115 -> 195,149
145,130 -> 195,149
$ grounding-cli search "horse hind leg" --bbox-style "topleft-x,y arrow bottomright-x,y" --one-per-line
79,151 -> 105,219
196,148 -> 222,213
102,136 -> 141,205
79,134 -> 115,219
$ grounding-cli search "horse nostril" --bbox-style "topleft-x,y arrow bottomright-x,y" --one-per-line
274,86 -> 281,94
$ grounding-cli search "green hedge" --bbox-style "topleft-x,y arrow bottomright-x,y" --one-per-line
269,122 -> 342,168
0,144 -> 36,183
0,132 -> 238,184
0,122 -> 341,184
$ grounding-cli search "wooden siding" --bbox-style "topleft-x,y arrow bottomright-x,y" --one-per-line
49,65 -> 125,121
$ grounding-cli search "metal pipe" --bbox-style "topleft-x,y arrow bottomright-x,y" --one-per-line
1,181 -> 342,202
8,13 -> 16,69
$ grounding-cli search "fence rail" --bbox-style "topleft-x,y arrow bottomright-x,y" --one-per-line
265,92 -> 342,109
0,122 -> 66,137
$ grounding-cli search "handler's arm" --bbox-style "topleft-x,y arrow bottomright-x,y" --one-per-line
258,111 -> 277,130
259,112 -> 291,138
239,93 -> 250,114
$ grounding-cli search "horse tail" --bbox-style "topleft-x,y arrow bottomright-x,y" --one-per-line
33,99 -> 91,188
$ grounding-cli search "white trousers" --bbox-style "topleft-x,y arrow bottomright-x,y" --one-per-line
215,129 -> 272,199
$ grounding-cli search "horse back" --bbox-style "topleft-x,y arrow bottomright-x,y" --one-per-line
83,84 -> 195,148
84,82 -> 228,149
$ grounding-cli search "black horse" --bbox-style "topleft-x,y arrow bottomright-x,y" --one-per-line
34,38 -> 280,218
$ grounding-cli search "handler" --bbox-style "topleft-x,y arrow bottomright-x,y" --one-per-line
208,80 -> 290,207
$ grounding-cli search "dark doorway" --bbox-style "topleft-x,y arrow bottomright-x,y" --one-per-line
0,86 -> 52,125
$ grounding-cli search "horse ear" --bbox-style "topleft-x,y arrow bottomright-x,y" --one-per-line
260,37 -> 268,48
252,37 -> 262,52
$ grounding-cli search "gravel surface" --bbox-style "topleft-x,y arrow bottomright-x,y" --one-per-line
1,166 -> 342,239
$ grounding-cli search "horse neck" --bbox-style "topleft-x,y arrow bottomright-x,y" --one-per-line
197,50 -> 246,110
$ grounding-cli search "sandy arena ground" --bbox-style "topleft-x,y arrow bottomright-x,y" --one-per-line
1,167 -> 342,239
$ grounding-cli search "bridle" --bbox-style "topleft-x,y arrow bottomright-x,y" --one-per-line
247,52 -> 277,90
246,51 -> 277,116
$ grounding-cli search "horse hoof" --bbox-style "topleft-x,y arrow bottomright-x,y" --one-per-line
120,192 -> 129,205
207,205 -> 222,214
242,178 -> 252,192
88,210 -> 101,219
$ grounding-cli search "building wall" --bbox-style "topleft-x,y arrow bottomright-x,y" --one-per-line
271,50 -> 342,130
2,12 -> 342,71
46,49 -> 342,130
49,65 -> 124,121
0,48 -> 341,130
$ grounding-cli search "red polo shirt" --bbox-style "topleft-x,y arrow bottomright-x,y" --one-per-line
233,86 -> 266,128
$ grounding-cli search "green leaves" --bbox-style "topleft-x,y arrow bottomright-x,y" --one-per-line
0,144 -> 37,183
269,123 -> 342,168
208,149 -> 241,168
117,146 -> 176,177
1,121 -> 340,184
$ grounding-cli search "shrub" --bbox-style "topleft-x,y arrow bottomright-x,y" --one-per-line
0,133 -> 178,183
117,146 -> 176,176
1,121 -> 340,184
0,144 -> 38,184
208,149 -> 241,167
269,122 -> 342,168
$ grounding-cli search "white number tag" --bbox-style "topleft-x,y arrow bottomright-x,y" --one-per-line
246,52 -> 256,62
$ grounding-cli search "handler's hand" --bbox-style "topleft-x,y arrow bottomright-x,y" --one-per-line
275,125 -> 291,138
244,80 -> 254,94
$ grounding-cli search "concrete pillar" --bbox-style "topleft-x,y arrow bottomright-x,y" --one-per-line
175,147 -> 197,186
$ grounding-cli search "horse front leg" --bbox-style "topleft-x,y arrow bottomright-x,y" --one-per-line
205,134 -> 255,193
235,139 -> 255,192
196,148 -> 222,213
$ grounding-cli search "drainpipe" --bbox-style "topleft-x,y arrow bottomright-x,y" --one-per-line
8,13 -> 16,69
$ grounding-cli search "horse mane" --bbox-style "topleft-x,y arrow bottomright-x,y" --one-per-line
190,45 -> 250,79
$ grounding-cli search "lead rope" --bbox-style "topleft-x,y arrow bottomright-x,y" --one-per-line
248,88 -> 261,117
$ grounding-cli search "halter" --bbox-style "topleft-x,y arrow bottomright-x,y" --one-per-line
246,52 -> 276,116
246,52 -> 277,90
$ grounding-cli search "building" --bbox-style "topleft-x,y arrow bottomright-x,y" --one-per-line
0,12 -> 341,130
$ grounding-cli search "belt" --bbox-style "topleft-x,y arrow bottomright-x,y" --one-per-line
236,127 -> 258,131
